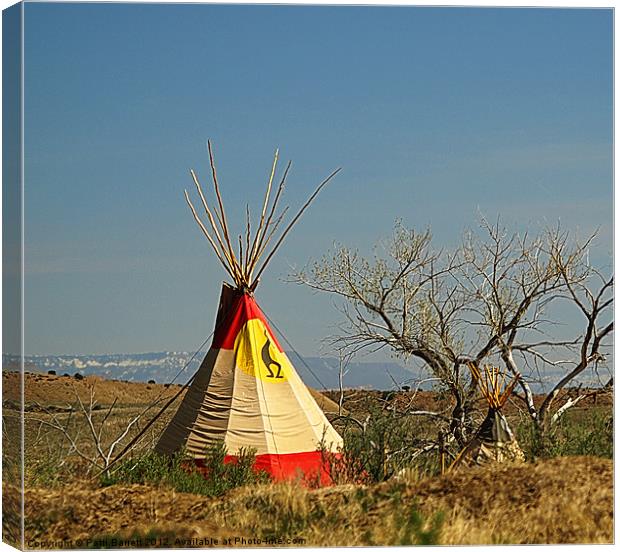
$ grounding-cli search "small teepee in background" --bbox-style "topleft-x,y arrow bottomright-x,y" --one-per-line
155,142 -> 343,483
449,363 -> 525,471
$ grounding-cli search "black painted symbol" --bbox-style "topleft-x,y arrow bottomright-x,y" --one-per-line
262,330 -> 283,378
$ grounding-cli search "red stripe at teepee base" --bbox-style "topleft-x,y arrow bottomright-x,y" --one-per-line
193,451 -> 341,487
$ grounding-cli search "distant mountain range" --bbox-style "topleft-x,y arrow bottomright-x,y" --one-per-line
5,352 -> 605,393
2,351 -> 422,391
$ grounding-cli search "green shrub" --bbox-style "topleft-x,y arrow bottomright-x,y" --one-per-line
27,453 -> 66,487
101,443 -> 268,496
330,405 -> 440,483
397,506 -> 444,545
360,496 -> 444,546
517,409 -> 612,460
23,446 -> 87,489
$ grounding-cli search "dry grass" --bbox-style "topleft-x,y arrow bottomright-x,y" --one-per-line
409,455 -> 613,544
19,456 -> 612,546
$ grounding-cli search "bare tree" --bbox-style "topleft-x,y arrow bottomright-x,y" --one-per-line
29,383 -> 160,476
337,351 -> 350,416
293,219 -> 612,441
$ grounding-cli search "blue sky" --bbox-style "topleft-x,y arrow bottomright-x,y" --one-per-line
20,4 -> 612,356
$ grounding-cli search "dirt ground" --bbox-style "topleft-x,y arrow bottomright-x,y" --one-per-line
4,372 -> 340,414
4,372 -> 183,408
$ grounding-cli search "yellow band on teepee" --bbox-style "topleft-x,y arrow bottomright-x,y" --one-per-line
234,318 -> 289,383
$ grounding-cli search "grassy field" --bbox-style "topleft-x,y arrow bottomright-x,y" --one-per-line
2,372 -> 613,547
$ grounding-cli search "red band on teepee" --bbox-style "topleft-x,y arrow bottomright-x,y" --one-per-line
212,290 -> 283,351
220,451 -> 337,485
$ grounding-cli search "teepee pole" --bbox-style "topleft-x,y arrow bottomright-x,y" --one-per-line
254,206 -> 290,262
244,205 -> 252,273
468,362 -> 520,410
184,142 -> 340,289
499,374 -> 520,406
207,140 -> 238,273
184,191 -> 237,281
248,161 -> 291,275
252,167 -> 342,286
248,149 -> 279,269
189,170 -> 240,281
238,234 -> 243,270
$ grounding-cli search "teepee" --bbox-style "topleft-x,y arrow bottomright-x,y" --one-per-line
449,363 -> 524,471
155,142 -> 343,482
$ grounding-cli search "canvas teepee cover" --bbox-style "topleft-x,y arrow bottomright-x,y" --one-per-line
155,143 -> 343,482
155,283 -> 342,480
449,363 -> 524,470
